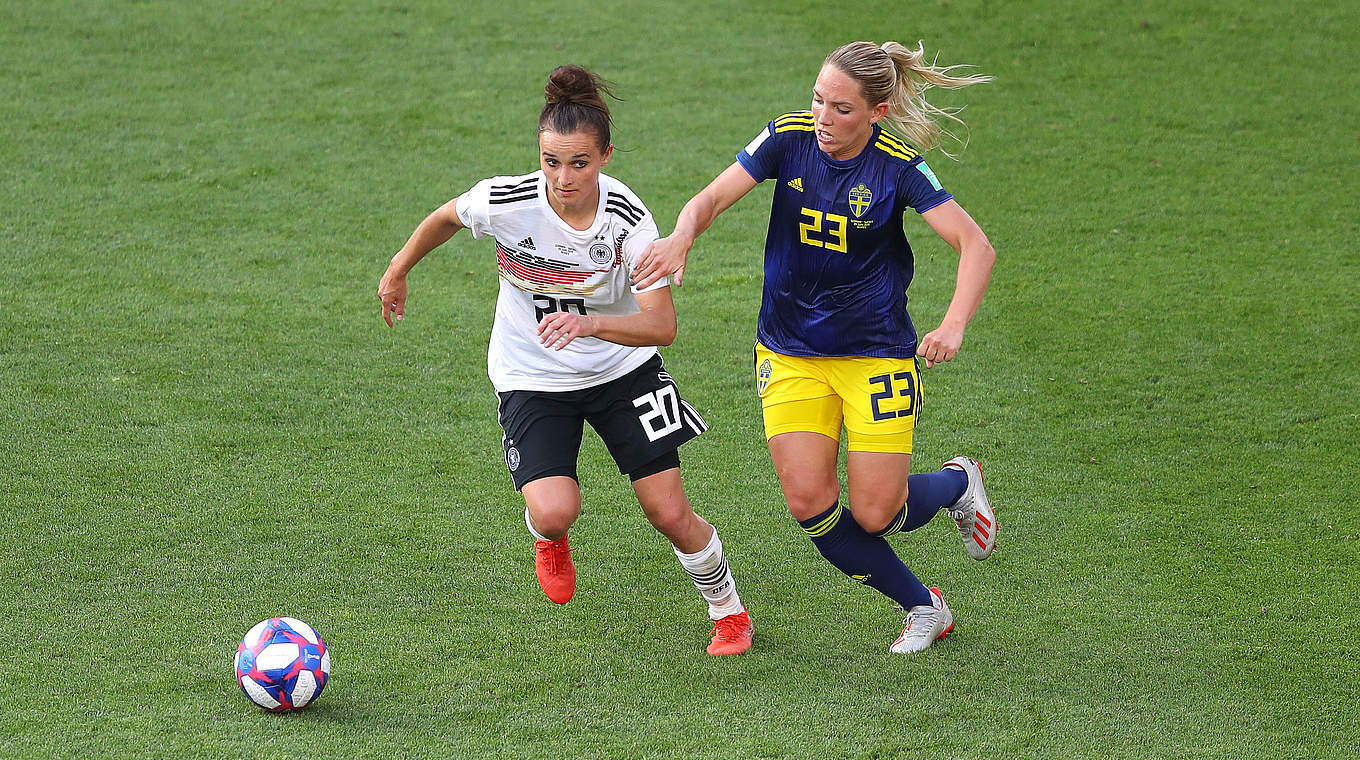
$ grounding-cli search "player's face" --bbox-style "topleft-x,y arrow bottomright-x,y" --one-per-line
811,65 -> 888,161
539,128 -> 613,219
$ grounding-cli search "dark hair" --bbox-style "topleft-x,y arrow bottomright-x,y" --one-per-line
539,65 -> 617,151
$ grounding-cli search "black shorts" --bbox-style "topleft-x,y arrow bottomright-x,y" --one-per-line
495,355 -> 708,491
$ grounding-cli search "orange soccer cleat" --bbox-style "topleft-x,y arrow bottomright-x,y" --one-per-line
706,610 -> 754,656
534,535 -> 576,604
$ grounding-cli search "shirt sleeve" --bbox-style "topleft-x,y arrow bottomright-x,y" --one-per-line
454,178 -> 495,239
623,213 -> 668,294
735,121 -> 780,183
901,158 -> 954,214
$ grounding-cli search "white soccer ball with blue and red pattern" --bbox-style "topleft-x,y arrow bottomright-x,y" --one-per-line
235,617 -> 330,712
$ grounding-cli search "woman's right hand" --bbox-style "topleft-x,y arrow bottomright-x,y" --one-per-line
377,268 -> 408,327
632,162 -> 757,290
633,234 -> 692,289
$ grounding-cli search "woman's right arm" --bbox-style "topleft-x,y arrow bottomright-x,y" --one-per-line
632,163 -> 757,289
378,197 -> 466,327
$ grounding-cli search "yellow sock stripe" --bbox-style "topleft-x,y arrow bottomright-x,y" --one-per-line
801,507 -> 842,538
875,508 -> 908,538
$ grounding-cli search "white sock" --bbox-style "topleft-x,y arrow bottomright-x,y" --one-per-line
524,507 -> 550,542
673,528 -> 744,620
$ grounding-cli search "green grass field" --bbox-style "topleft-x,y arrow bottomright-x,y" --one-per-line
2,0 -> 1357,757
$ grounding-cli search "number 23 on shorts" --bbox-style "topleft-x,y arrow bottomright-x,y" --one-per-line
867,368 -> 922,423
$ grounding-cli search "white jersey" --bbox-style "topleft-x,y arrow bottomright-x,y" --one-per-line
456,170 -> 668,393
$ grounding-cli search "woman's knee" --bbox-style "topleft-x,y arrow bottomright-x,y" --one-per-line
780,475 -> 841,520
523,476 -> 581,538
847,502 -> 900,534
769,433 -> 841,519
646,503 -> 700,541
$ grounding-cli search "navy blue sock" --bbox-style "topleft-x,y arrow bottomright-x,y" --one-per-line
906,469 -> 967,528
869,468 -> 969,537
799,503 -> 932,610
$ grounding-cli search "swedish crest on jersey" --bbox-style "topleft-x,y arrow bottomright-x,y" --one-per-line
848,183 -> 873,218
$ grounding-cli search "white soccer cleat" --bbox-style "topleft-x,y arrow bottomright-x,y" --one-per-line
943,456 -> 997,560
890,587 -> 954,653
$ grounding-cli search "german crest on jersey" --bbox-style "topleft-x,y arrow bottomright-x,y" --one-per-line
588,242 -> 613,265
848,183 -> 873,218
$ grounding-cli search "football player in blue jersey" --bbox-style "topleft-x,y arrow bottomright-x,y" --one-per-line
634,41 -> 998,653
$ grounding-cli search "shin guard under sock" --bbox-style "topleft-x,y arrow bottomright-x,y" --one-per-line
870,469 -> 970,538
799,503 -> 932,610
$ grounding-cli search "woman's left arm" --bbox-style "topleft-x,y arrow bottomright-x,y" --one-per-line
537,286 -> 677,351
917,199 -> 997,368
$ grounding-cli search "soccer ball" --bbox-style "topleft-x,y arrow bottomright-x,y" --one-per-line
235,617 -> 330,712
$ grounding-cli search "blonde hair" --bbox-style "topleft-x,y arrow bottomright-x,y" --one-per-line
824,40 -> 991,157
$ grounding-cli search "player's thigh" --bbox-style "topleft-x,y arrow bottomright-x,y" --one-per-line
846,450 -> 912,530
586,355 -> 707,478
828,356 -> 922,456
496,389 -> 586,492
756,345 -> 845,515
755,343 -> 843,442
767,431 -> 842,519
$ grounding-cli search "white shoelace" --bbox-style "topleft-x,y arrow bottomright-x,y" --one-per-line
903,607 -> 938,632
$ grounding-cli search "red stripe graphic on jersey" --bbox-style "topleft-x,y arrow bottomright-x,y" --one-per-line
496,245 -> 600,285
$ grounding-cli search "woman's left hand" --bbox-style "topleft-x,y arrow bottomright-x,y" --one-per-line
916,323 -> 964,369
537,311 -> 595,351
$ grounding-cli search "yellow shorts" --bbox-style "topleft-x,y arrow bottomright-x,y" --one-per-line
754,342 -> 923,454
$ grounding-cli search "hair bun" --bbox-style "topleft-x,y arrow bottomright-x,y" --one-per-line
544,65 -> 600,106
539,65 -> 616,150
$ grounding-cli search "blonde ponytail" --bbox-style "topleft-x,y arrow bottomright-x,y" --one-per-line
825,40 -> 991,157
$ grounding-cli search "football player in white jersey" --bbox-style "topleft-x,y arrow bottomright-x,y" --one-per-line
377,66 -> 752,655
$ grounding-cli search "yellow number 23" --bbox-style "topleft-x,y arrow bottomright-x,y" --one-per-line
798,208 -> 848,253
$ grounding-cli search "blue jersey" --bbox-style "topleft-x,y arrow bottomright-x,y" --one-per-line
736,111 -> 953,358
